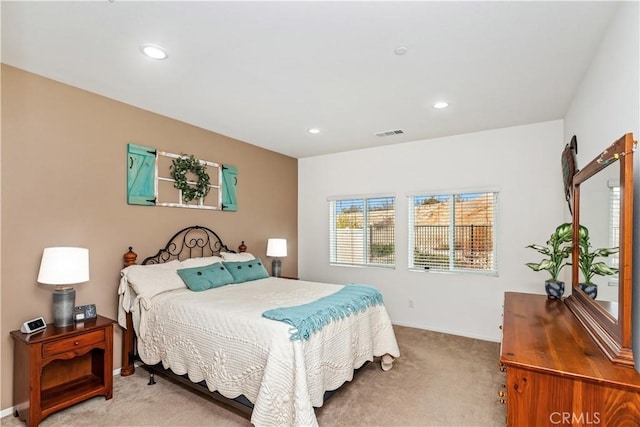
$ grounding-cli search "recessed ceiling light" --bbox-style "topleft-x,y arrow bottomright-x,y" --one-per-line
307,128 -> 321,134
433,101 -> 449,109
140,44 -> 168,60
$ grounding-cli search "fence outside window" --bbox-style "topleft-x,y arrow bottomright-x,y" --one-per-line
329,196 -> 395,267
413,224 -> 494,270
408,191 -> 498,274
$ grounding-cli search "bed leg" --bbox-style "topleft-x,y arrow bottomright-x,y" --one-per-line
121,312 -> 136,376
381,354 -> 395,371
148,371 -> 156,385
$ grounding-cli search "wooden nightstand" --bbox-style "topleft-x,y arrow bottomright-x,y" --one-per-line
10,315 -> 115,427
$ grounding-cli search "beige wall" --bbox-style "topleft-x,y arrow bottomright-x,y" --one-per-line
0,65 -> 298,411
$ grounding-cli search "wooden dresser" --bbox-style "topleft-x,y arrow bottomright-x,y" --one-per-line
500,292 -> 640,426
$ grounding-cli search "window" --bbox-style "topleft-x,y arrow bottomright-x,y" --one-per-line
609,180 -> 620,271
329,196 -> 395,267
408,191 -> 498,274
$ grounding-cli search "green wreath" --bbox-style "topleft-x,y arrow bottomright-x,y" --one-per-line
171,155 -> 211,203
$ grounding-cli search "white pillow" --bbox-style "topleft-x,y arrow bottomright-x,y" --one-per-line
180,256 -> 225,268
122,260 -> 185,302
220,252 -> 255,262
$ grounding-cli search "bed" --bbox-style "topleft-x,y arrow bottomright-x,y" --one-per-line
118,225 -> 400,427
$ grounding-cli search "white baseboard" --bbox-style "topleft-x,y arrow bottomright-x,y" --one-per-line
392,321 -> 501,343
0,367 -> 125,419
0,406 -> 14,419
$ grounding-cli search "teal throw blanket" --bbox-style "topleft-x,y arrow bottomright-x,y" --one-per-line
262,284 -> 383,341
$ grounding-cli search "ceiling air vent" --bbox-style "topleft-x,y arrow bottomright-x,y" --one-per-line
375,129 -> 404,137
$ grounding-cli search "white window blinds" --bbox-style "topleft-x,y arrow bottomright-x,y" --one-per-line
408,191 -> 498,273
609,181 -> 620,270
329,196 -> 395,267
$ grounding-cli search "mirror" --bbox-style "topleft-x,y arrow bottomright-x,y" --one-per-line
575,158 -> 620,313
565,133 -> 636,367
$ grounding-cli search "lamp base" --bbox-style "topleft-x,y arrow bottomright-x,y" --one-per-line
53,287 -> 75,327
272,259 -> 282,278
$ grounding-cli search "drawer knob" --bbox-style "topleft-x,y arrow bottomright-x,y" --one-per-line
499,325 -> 503,330
498,391 -> 505,397
74,341 -> 79,345
499,399 -> 506,404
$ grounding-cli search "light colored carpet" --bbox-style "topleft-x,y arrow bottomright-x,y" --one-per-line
1,326 -> 506,426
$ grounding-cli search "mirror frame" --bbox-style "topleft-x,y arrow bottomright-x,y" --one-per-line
565,133 -> 635,367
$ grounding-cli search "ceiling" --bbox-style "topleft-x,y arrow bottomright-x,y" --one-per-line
1,1 -> 620,158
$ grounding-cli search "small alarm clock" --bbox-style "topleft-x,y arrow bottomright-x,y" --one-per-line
20,316 -> 47,334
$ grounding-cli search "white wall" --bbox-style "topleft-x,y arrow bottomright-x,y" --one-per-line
299,120 -> 565,342
564,2 -> 639,161
563,1 -> 640,371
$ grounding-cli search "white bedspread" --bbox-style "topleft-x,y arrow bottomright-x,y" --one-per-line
119,277 -> 400,427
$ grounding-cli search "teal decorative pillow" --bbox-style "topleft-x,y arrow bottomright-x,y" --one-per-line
224,258 -> 269,283
176,262 -> 235,291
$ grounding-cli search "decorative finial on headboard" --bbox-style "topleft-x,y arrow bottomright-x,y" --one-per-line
238,241 -> 247,253
124,247 -> 138,267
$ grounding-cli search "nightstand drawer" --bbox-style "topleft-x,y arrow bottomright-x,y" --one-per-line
42,330 -> 105,358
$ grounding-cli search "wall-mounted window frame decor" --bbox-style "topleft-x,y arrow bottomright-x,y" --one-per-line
157,150 -> 221,210
126,143 -> 238,211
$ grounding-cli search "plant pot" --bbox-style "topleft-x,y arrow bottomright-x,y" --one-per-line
545,280 -> 565,299
578,283 -> 598,299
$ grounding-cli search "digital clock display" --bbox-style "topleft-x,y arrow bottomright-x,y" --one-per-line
28,319 -> 45,329
21,316 -> 47,333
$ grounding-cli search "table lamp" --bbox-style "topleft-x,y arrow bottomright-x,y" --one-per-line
37,247 -> 90,327
266,238 -> 287,277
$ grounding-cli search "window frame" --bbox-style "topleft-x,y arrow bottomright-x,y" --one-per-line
328,193 -> 396,269
608,179 -> 620,285
407,188 -> 499,276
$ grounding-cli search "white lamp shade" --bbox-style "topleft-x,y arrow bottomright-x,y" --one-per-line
266,238 -> 287,257
37,247 -> 90,285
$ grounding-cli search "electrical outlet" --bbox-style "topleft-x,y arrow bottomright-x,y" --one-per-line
408,299 -> 414,309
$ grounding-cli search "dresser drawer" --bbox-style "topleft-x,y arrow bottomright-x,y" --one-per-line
42,330 -> 105,358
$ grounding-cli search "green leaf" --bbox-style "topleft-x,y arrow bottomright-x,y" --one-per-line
593,247 -> 619,257
538,259 -> 553,270
555,223 -> 573,242
578,225 -> 589,240
591,262 -> 619,276
526,244 -> 551,255
525,262 -> 545,272
171,154 -> 211,203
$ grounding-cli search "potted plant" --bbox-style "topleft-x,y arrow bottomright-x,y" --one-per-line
577,225 -> 618,299
525,223 -> 573,299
